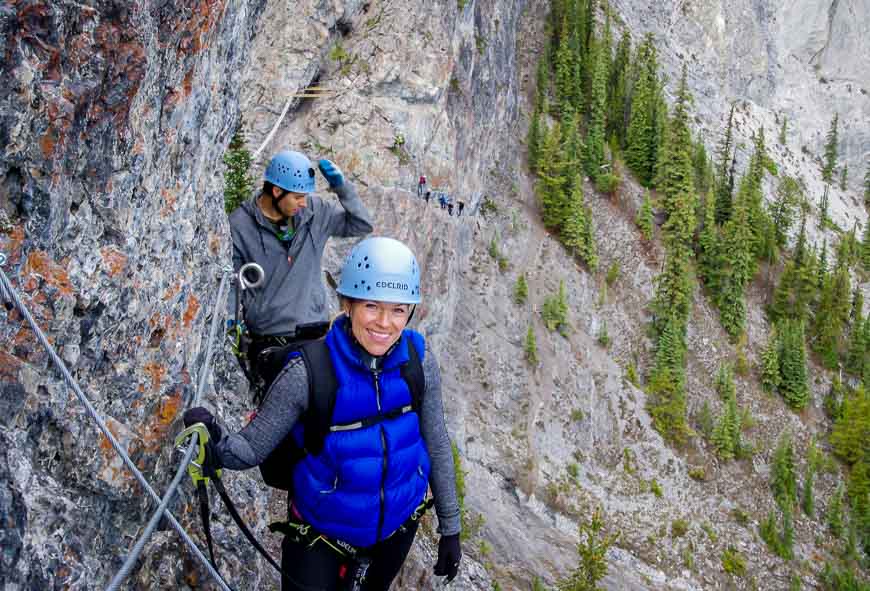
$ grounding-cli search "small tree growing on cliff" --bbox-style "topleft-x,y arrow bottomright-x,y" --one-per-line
223,127 -> 254,214
635,191 -> 654,240
822,113 -> 839,184
864,161 -> 870,207
515,273 -> 529,305
525,324 -> 539,366
558,507 -> 619,591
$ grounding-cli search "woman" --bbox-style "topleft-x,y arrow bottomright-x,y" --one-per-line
184,236 -> 462,590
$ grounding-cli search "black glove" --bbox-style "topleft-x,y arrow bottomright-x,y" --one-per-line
433,534 -> 461,583
183,406 -> 222,444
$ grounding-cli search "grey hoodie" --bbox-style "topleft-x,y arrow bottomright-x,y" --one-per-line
229,183 -> 373,336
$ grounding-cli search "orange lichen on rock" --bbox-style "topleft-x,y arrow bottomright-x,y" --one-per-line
141,389 -> 182,452
0,351 -> 22,380
22,250 -> 74,297
99,246 -> 127,278
182,294 -> 200,328
143,361 -> 166,392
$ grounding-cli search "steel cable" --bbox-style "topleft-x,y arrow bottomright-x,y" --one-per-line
0,265 -> 233,591
106,270 -> 231,590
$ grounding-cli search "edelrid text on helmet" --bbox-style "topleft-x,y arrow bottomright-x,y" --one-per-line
264,150 -> 316,193
337,237 -> 421,304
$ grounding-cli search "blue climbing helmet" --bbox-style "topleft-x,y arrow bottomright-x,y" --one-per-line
263,149 -> 316,193
337,237 -> 421,304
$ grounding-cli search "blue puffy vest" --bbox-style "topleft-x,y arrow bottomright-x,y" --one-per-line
290,316 -> 431,548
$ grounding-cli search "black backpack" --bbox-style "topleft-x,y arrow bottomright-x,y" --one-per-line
257,337 -> 425,491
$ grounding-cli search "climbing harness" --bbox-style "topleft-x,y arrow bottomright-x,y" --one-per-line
228,262 -> 264,384
268,498 -> 434,591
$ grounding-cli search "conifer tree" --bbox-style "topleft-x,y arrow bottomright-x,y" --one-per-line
527,107 -> 544,173
537,123 -> 569,230
656,65 -> 697,248
555,14 -> 578,113
712,365 -> 742,460
625,34 -> 661,187
698,194 -> 720,290
635,191 -> 654,240
760,331 -> 781,393
651,244 -> 693,336
646,317 -> 689,444
584,32 -> 609,180
562,177 -> 598,270
693,141 -> 713,196
845,316 -> 865,377
822,113 -> 839,184
607,31 -> 631,148
864,161 -> 870,208
560,108 -> 585,194
770,176 -> 800,249
802,464 -> 815,517
778,319 -> 810,409
819,184 -> 830,227
817,239 -> 828,288
778,116 -> 787,145
840,164 -> 848,191
223,127 -> 254,214
716,182 -> 755,339
812,262 -> 851,369
862,219 -> 870,271
830,385 -> 870,465
536,45 -> 552,110
851,286 -> 864,326
714,104 -> 736,224
772,432 -> 798,510
557,506 -> 618,591
525,324 -> 539,365
515,273 -> 529,305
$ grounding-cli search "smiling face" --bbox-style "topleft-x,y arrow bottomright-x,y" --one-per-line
345,299 -> 411,356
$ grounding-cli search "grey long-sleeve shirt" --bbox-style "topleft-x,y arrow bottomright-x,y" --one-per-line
213,345 -> 461,537
229,182 -> 373,336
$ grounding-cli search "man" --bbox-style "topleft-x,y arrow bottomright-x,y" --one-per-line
457,200 -> 465,216
418,174 -> 427,197
230,149 -> 373,388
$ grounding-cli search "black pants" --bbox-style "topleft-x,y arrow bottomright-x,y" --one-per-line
280,520 -> 419,591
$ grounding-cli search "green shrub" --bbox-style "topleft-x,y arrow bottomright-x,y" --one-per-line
541,281 -> 569,334
597,321 -> 611,348
514,274 -> 529,305
649,479 -> 663,498
605,262 -> 620,286
525,325 -> 538,366
721,547 -> 747,577
671,519 -> 689,538
223,127 -> 253,214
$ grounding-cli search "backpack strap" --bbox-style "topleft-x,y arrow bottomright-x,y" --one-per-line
400,337 -> 425,414
298,340 -> 338,457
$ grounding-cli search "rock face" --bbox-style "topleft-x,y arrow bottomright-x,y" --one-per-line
0,0 -> 267,587
1,0 -> 867,590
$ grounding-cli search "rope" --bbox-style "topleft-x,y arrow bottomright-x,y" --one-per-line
253,98 -> 294,161
106,271 -> 231,590
0,264 -> 233,591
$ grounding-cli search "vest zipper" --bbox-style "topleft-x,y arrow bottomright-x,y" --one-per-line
373,369 -> 387,541
377,425 -> 387,541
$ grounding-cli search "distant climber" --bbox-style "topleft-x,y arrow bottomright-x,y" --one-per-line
458,201 -> 465,216
418,174 -> 427,197
447,201 -> 454,216
229,149 -> 373,392
425,190 -> 431,205
438,193 -> 447,209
